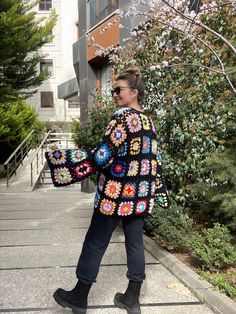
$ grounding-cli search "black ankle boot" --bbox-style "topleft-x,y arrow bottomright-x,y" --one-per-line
53,280 -> 92,314
114,280 -> 141,314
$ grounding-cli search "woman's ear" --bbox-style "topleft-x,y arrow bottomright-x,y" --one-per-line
132,89 -> 138,99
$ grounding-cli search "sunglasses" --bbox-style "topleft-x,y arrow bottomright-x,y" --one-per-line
111,86 -> 132,96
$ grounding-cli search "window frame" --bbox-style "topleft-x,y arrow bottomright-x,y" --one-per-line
40,59 -> 54,77
39,0 -> 52,11
40,91 -> 54,108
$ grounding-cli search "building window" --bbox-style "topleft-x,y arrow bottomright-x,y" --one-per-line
39,0 -> 52,11
68,95 -> 80,109
40,91 -> 54,108
40,59 -> 53,76
89,0 -> 119,28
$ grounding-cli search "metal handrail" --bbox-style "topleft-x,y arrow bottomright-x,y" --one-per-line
46,132 -> 74,150
3,130 -> 43,186
3,130 -> 35,165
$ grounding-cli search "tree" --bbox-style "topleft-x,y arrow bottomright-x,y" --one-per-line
87,0 -> 236,227
0,100 -> 45,163
0,0 -> 56,102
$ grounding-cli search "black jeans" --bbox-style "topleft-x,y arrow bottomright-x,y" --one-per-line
76,210 -> 145,285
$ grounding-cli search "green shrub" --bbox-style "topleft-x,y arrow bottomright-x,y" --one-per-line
201,271 -> 236,298
190,141 -> 236,230
71,92 -> 115,150
210,273 -> 236,298
144,204 -> 195,250
191,223 -> 236,271
0,99 -> 45,163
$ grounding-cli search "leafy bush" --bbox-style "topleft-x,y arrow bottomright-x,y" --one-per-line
209,273 -> 236,298
190,142 -> 236,230
71,91 -> 116,150
0,99 -> 45,163
144,204 -> 195,250
191,223 -> 236,271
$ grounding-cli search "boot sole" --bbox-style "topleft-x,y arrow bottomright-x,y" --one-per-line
114,295 -> 141,314
53,291 -> 86,314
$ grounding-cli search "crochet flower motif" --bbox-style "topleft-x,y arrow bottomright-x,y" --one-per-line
94,144 -> 112,166
140,159 -> 150,176
135,200 -> 148,214
138,181 -> 149,197
127,160 -> 139,176
98,173 -> 106,191
111,124 -> 127,147
140,114 -> 150,130
151,140 -> 158,154
151,181 -> 156,196
110,161 -> 127,177
151,159 -> 157,176
142,136 -> 150,154
70,150 -> 87,163
130,137 -> 141,155
118,202 -> 134,216
73,161 -> 93,179
126,113 -> 142,133
48,150 -> 66,165
155,173 -> 163,189
99,199 -> 116,215
156,193 -> 169,208
117,142 -> 128,157
53,167 -> 72,184
105,119 -> 116,136
104,180 -> 122,199
122,183 -> 136,198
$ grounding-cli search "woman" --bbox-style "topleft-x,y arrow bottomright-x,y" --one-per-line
46,67 -> 169,314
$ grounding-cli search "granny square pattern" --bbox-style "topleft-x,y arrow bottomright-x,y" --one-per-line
45,107 -> 170,216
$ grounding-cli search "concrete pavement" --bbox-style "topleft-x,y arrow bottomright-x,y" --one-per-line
0,185 -> 215,313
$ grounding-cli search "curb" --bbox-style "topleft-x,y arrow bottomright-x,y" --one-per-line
143,235 -> 236,314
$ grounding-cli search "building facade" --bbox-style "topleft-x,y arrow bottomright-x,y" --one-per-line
60,0 -> 148,125
27,0 -> 80,123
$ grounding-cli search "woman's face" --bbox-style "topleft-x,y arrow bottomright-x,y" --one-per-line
112,79 -> 138,108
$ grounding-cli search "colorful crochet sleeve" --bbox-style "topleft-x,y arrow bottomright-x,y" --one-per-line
45,113 -> 128,187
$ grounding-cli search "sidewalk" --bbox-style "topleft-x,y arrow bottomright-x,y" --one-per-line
0,186 -> 215,314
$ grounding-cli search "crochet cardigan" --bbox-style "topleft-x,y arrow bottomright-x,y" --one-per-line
45,107 -> 170,216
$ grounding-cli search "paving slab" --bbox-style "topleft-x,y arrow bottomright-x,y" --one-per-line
0,209 -> 94,219
1,265 -> 198,309
0,243 -> 157,269
0,217 -> 92,230
0,188 -> 215,314
0,305 -> 215,314
0,228 -> 124,246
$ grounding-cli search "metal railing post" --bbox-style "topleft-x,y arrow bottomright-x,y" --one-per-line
36,154 -> 39,175
5,165 -> 9,187
21,148 -> 23,165
14,155 -> 17,175
31,162 -> 33,187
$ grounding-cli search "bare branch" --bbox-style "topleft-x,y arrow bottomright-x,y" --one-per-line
150,17 -> 236,94
160,0 -> 236,54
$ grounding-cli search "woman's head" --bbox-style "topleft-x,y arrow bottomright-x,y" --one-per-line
112,67 -> 145,108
